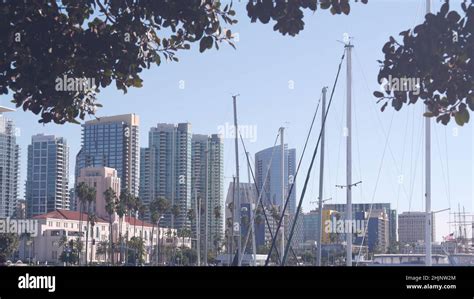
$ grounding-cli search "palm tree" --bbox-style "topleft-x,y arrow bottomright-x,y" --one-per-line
171,204 -> 180,229
116,192 -> 127,264
139,203 -> 146,239
213,205 -> 221,253
151,197 -> 171,265
122,190 -> 134,263
75,182 -> 89,265
84,186 -> 96,266
132,197 -> 141,237
125,192 -> 135,236
165,228 -> 173,264
104,187 -> 116,265
96,240 -> 109,263
88,213 -> 98,265
149,204 -> 159,265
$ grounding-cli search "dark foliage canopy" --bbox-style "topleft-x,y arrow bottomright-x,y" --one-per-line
374,1 -> 474,126
0,0 -> 369,124
5,1 -> 472,127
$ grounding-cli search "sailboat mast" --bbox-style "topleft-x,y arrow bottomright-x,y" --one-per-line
232,94 -> 242,266
317,87 -> 327,266
246,151 -> 258,266
345,40 -> 354,267
280,127 -> 285,266
425,0 -> 432,267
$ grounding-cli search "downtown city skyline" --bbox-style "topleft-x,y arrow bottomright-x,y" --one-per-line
0,0 -> 472,243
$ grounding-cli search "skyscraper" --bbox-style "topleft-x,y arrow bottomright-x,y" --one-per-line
139,123 -> 192,230
75,114 -> 140,197
0,107 -> 19,218
255,145 -> 296,214
191,134 -> 224,253
25,134 -> 69,217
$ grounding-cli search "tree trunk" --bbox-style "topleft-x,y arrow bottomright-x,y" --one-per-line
109,216 -> 114,265
78,201 -> 83,265
118,217 -> 123,264
85,202 -> 90,266
150,224 -> 155,265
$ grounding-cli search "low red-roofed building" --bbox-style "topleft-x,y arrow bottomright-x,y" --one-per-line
19,209 -> 190,265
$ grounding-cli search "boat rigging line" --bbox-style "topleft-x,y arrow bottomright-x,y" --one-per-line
265,47 -> 347,266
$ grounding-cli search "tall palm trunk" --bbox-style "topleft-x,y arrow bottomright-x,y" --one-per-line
119,217 -> 123,264
85,202 -> 90,266
109,216 -> 114,265
78,201 -> 84,265
89,222 -> 95,265
133,213 -> 137,238
150,224 -> 155,265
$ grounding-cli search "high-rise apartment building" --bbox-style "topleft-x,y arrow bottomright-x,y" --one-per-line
191,134 -> 224,253
139,123 -> 192,230
75,114 -> 140,197
0,107 -> 19,218
25,134 -> 69,217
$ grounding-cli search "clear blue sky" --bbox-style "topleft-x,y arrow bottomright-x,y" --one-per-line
1,0 -> 472,241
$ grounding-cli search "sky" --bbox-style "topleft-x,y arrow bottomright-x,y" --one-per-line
1,0 -> 472,242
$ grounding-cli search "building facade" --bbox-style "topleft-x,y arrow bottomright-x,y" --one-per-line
25,134 -> 69,217
76,167 -> 121,220
255,145 -> 296,214
139,123 -> 192,230
324,203 -> 397,246
367,210 -> 390,253
398,211 -> 436,244
20,209 -> 187,265
302,209 -> 340,246
76,114 -> 140,197
0,107 -> 19,218
191,134 -> 224,254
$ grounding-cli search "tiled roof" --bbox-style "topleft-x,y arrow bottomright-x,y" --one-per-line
33,209 -> 155,227
32,209 -> 108,223
124,215 -> 154,228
